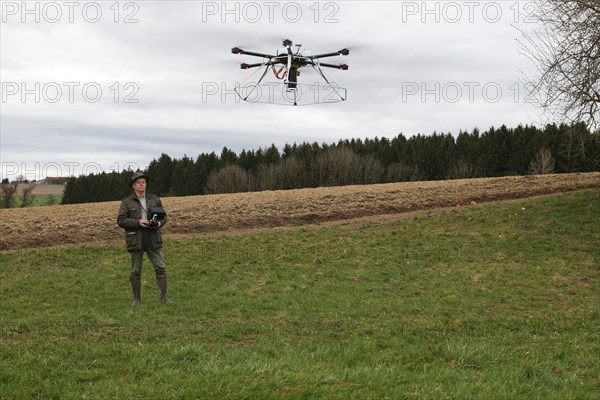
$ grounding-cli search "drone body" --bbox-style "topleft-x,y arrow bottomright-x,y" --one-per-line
232,39 -> 349,106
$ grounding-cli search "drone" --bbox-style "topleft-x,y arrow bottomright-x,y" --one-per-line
231,39 -> 350,106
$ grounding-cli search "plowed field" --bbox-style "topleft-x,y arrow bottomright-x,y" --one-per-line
1,173 -> 598,251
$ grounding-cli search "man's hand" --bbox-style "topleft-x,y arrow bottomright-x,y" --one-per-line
139,218 -> 149,228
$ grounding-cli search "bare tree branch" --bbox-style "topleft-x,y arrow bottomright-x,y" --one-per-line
518,0 -> 600,130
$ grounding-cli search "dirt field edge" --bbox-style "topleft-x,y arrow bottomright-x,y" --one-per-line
1,173 -> 598,252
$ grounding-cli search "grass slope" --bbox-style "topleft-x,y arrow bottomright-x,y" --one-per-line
10,194 -> 63,207
1,190 -> 599,399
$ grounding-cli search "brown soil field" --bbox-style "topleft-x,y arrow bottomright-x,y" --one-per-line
1,173 -> 599,252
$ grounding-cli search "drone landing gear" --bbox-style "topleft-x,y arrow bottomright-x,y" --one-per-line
285,87 -> 298,106
235,63 -> 346,106
287,67 -> 298,90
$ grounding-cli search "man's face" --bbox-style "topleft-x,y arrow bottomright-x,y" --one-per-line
132,178 -> 146,194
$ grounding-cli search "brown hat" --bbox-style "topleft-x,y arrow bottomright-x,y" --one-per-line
129,171 -> 149,187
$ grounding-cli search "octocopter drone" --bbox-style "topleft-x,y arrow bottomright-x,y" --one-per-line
231,39 -> 350,106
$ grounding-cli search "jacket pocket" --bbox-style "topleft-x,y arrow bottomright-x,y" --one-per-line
125,231 -> 139,250
151,231 -> 163,249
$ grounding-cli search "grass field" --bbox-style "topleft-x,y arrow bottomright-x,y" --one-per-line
11,194 -> 63,207
1,189 -> 598,399
4,184 -> 64,208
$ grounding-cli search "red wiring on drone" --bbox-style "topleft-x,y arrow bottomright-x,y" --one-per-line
272,65 -> 287,79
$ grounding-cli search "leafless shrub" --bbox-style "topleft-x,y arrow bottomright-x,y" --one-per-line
255,164 -> 277,191
20,182 -> 36,207
316,147 -> 358,186
385,163 -> 420,182
46,195 -> 58,206
205,164 -> 251,194
277,156 -> 306,190
447,161 -> 477,180
0,182 -> 18,208
361,154 -> 384,184
529,148 -> 556,174
316,147 -> 383,186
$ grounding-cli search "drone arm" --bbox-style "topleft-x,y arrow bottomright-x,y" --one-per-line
309,61 -> 349,70
231,48 -> 276,58
310,49 -> 350,59
241,62 -> 272,69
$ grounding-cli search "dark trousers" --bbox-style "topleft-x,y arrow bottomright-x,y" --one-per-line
129,231 -> 166,279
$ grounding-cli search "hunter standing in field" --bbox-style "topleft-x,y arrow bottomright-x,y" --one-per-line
117,171 -> 171,306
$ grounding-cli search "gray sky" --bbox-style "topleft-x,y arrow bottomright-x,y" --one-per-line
1,0 -> 542,181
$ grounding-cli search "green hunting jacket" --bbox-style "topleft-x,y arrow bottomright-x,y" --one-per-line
117,193 -> 167,252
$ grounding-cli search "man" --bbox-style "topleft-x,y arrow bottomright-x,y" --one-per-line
117,171 -> 171,306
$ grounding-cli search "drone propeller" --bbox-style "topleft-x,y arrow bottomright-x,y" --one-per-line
338,42 -> 366,51
311,41 -> 366,57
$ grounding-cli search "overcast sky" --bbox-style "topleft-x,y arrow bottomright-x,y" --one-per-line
1,0 -> 543,181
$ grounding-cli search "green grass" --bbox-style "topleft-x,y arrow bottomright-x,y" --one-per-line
9,194 -> 63,207
1,189 -> 599,399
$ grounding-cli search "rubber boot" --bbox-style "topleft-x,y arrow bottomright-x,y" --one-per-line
156,275 -> 171,304
130,275 -> 141,307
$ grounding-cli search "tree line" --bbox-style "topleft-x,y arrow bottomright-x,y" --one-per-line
61,123 -> 600,204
